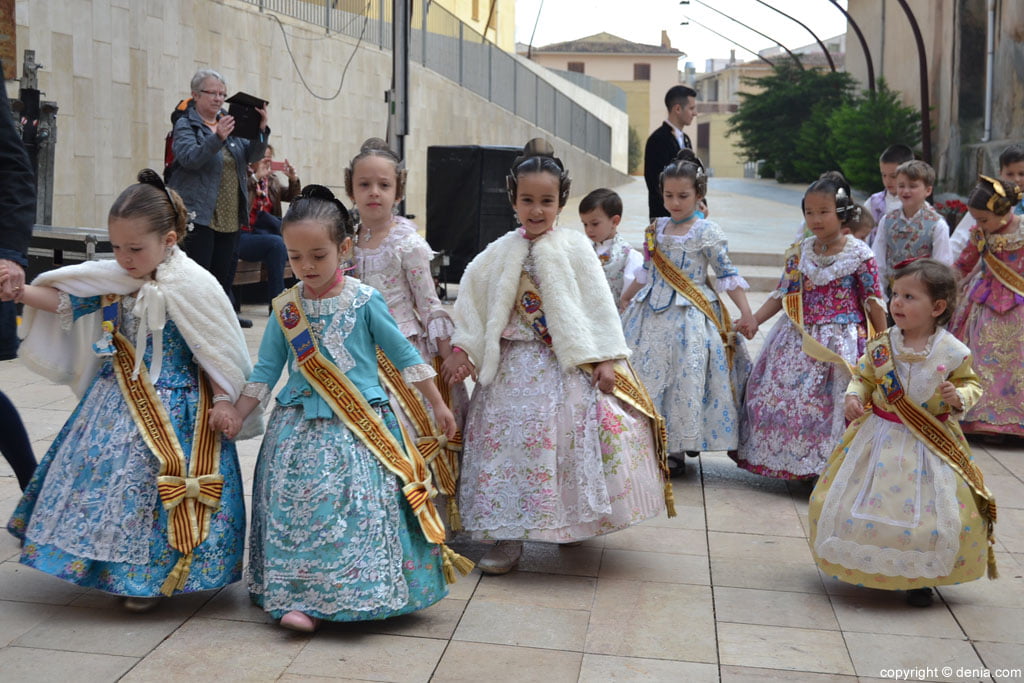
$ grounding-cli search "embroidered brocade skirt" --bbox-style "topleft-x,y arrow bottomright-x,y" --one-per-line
247,403 -> 448,621
950,297 -> 1024,437
808,414 -> 989,590
6,369 -> 245,596
733,318 -> 863,480
458,338 -> 665,542
622,300 -> 751,453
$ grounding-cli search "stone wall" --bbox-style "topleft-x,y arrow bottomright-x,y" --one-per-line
12,0 -> 627,229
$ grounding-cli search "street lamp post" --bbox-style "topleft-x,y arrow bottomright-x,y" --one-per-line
751,0 -> 836,72
825,0 -> 875,93
895,0 -> 931,163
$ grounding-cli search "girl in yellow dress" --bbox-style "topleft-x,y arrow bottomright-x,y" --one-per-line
808,258 -> 997,607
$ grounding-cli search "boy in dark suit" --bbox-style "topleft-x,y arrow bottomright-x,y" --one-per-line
644,85 -> 697,220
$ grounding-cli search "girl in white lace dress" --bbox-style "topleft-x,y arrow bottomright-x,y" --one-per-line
348,138 -> 468,451
733,177 -> 887,480
442,140 -> 666,575
620,150 -> 756,474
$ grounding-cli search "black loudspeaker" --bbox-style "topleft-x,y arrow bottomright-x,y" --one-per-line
426,145 -> 521,283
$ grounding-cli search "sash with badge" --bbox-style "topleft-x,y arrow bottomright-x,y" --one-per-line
514,270 -> 676,517
645,223 -> 737,370
969,229 -> 1024,297
867,331 -> 998,578
779,243 -> 879,376
272,287 -> 473,582
98,294 -> 224,596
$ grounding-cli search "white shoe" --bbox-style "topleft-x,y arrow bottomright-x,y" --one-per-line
477,540 -> 523,575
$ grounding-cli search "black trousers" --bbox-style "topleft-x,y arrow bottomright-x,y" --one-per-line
182,224 -> 240,302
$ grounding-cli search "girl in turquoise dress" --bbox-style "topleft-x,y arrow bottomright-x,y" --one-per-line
220,185 -> 457,632
5,171 -> 252,612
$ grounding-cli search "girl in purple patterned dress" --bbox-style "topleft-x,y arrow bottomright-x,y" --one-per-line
950,176 -> 1024,438
734,176 -> 887,480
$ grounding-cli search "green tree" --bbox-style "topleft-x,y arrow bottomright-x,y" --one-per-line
727,63 -> 855,182
827,79 -> 921,192
628,125 -> 642,175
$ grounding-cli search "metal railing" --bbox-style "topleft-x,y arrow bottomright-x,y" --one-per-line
247,0 -> 612,162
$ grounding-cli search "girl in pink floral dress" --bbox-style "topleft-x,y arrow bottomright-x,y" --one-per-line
348,138 -> 469,428
950,176 -> 1024,438
733,177 -> 887,480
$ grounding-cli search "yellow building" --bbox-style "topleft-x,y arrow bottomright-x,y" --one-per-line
526,32 -> 685,173
692,58 -> 772,178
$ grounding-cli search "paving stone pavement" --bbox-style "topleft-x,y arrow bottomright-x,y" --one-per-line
1,177 -> 1022,682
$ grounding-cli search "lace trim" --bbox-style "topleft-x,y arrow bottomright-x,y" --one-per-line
242,382 -> 271,405
986,220 -> 1024,251
56,291 -> 73,331
426,315 -> 454,344
799,237 -> 875,286
656,218 -> 727,252
289,279 -> 370,375
401,363 -> 436,384
814,420 -> 960,578
355,218 -> 431,259
890,328 -> 968,404
714,274 -> 749,292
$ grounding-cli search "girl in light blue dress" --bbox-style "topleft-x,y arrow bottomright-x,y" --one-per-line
620,150 -> 756,474
7,171 -> 252,612
223,186 -> 457,632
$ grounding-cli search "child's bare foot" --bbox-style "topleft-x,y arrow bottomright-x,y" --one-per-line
280,610 -> 321,632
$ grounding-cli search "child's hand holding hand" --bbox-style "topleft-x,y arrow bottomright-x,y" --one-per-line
735,314 -> 758,340
938,381 -> 963,411
592,360 -> 616,394
844,394 -> 865,421
209,402 -> 241,440
441,348 -> 475,385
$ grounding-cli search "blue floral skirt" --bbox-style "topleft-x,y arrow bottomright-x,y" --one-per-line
6,371 -> 246,597
247,402 -> 448,621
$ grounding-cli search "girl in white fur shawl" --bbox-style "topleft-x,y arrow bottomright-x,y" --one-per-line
442,140 -> 666,575
4,172 -> 251,612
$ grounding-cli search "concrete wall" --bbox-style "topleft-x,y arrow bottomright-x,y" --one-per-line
11,0 -> 626,230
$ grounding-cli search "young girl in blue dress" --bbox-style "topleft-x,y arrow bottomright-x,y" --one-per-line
5,170 -> 253,612
620,149 -> 756,475
219,186 -> 458,632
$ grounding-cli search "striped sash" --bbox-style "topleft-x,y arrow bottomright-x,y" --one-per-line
971,229 -> 1024,297
102,295 -> 222,596
272,287 -> 472,582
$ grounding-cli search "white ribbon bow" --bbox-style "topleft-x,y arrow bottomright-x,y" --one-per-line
132,281 -> 167,382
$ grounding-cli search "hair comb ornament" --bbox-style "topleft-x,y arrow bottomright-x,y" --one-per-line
893,257 -> 919,270
979,174 -> 1010,213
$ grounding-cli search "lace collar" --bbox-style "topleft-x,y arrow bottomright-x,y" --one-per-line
297,276 -> 362,317
890,326 -> 943,359
798,236 -> 874,286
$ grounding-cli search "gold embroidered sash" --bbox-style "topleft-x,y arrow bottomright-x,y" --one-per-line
376,348 -> 463,530
514,271 -> 676,517
970,229 -> 1024,297
102,294 -> 223,596
867,332 -> 997,578
781,245 -> 855,376
645,224 -> 736,370
272,287 -> 472,582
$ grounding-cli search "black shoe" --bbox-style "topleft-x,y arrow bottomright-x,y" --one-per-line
237,316 -> 253,329
666,455 -> 686,478
685,450 -> 700,458
906,587 -> 933,607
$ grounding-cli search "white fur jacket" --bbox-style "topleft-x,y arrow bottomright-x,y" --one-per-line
19,246 -> 263,437
452,228 -> 630,386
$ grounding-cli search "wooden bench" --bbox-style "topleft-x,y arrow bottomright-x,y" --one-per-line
233,259 -> 293,286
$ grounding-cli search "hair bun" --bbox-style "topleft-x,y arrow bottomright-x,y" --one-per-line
300,184 -> 338,201
137,168 -> 165,188
513,137 -> 563,172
